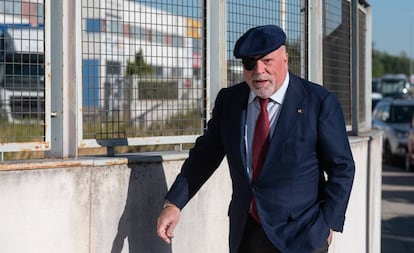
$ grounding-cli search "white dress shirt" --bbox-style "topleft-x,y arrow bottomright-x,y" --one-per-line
244,74 -> 290,180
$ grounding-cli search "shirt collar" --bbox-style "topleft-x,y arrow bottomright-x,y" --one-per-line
248,72 -> 290,104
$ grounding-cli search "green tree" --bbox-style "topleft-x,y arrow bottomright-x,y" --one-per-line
372,50 -> 385,78
372,49 -> 411,78
126,49 -> 154,76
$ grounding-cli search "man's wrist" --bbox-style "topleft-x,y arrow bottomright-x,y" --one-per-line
163,199 -> 178,209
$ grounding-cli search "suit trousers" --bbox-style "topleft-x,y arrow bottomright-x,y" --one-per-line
238,214 -> 329,253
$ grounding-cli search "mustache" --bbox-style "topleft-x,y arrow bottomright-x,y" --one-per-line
252,76 -> 269,82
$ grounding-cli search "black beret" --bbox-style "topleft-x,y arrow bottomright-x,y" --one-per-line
233,25 -> 286,59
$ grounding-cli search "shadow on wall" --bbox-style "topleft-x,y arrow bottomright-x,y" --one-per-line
111,162 -> 172,253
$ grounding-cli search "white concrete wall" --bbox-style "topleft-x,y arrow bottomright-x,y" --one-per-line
329,137 -> 369,253
0,133 -> 381,253
328,131 -> 382,253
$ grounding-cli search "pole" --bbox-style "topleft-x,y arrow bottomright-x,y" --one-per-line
351,0 -> 359,135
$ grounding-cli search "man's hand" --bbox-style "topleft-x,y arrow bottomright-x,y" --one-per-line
157,204 -> 181,244
327,229 -> 333,245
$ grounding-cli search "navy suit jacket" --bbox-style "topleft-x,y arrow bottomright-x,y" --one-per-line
166,72 -> 355,253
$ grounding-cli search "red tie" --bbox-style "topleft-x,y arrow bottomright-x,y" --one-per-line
251,98 -> 270,223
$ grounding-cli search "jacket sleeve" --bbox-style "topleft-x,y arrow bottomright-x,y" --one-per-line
166,89 -> 226,209
317,92 -> 355,232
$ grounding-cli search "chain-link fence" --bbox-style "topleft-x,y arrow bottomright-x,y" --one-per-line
0,0 -> 371,158
81,0 -> 205,145
227,0 -> 306,86
0,0 -> 45,147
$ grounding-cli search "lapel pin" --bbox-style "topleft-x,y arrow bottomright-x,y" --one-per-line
297,108 -> 302,114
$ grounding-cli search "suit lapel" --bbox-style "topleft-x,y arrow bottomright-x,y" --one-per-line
238,85 -> 250,175
222,83 -> 250,178
259,74 -> 306,176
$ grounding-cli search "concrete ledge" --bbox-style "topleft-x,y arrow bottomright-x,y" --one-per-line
0,150 -> 190,171
0,156 -> 128,171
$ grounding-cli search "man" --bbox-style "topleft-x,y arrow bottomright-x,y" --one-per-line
157,25 -> 355,253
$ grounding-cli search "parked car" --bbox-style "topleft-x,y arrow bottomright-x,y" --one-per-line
372,98 -> 414,165
405,116 -> 414,171
372,92 -> 382,112
376,74 -> 412,99
372,77 -> 380,93
0,26 -> 45,122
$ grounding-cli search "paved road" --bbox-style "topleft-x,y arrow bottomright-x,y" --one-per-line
381,163 -> 414,253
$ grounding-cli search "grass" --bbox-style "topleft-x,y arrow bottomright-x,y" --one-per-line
1,108 -> 204,160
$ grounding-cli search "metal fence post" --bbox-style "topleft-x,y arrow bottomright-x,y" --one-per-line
46,0 -> 79,158
307,0 -> 323,84
206,0 -> 227,121
351,0 -> 360,135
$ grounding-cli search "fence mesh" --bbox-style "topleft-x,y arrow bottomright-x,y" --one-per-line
323,0 -> 353,125
0,0 -> 370,155
0,0 -> 45,143
81,0 -> 205,142
226,0 -> 307,87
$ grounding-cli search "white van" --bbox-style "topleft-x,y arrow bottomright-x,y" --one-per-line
0,26 -> 45,122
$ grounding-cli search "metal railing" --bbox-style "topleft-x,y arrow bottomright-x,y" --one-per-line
0,0 -> 372,159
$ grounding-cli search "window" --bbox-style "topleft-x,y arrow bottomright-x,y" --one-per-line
106,61 -> 121,75
155,66 -> 163,76
0,1 -> 21,15
172,67 -> 182,77
165,34 -> 172,45
390,105 -> 414,123
5,62 -> 43,76
108,21 -> 123,34
146,29 -> 152,42
154,30 -> 164,44
130,25 -> 145,41
86,18 -> 101,33
36,3 -> 44,19
172,35 -> 183,47
0,34 -> 4,50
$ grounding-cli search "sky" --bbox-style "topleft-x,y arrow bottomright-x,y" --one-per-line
140,0 -> 410,57
371,0 -> 414,57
